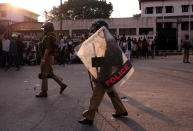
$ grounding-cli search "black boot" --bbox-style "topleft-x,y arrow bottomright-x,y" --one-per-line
78,118 -> 93,126
60,84 -> 67,94
36,91 -> 48,98
112,112 -> 128,118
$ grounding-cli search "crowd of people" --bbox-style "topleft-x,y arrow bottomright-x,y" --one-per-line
116,34 -> 156,61
0,33 -> 84,71
0,32 -> 157,71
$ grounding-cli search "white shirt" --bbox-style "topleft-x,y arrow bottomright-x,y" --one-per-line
69,41 -> 73,45
60,39 -> 64,45
2,39 -> 10,52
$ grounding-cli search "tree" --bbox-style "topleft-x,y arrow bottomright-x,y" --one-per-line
133,13 -> 141,17
48,0 -> 113,20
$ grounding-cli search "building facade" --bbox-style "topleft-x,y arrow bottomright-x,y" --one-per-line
6,0 -> 193,51
0,3 -> 39,24
9,17 -> 156,42
0,3 -> 39,37
139,0 -> 193,50
53,17 -> 156,40
9,22 -> 43,40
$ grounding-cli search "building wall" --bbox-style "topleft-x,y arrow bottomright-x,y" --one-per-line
9,22 -> 43,39
140,0 -> 193,50
141,0 -> 193,17
0,4 -> 38,23
53,17 -> 156,40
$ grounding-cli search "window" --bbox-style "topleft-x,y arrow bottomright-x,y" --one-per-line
72,29 -> 89,36
0,11 -> 6,17
109,29 -> 116,35
182,5 -> 189,12
181,22 -> 189,30
165,22 -> 172,29
139,28 -> 153,35
119,28 -> 136,35
165,6 -> 174,13
145,7 -> 153,14
156,6 -> 163,14
191,22 -> 193,30
157,23 -> 163,29
192,5 -> 193,12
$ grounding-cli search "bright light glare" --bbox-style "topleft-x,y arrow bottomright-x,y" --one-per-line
1,0 -> 140,22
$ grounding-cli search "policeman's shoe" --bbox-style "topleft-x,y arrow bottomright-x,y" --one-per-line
78,118 -> 93,126
36,92 -> 48,98
60,84 -> 67,94
38,73 -> 43,79
112,112 -> 128,118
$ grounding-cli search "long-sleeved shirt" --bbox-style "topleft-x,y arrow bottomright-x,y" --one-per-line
2,39 -> 10,52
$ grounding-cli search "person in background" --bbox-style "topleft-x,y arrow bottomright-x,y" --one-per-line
142,38 -> 149,59
132,39 -> 138,58
0,37 -> 2,68
7,33 -> 20,71
58,35 -> 65,65
16,35 -> 25,65
124,37 -> 133,61
1,33 -> 10,68
183,35 -> 192,63
119,34 -> 126,52
137,38 -> 142,58
151,39 -> 156,59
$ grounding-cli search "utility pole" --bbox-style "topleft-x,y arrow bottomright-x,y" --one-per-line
44,10 -> 48,22
188,0 -> 191,41
60,0 -> 62,32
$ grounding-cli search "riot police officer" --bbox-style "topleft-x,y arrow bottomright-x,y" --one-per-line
36,22 -> 67,97
78,21 -> 128,125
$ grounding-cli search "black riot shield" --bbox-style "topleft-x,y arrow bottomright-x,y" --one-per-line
77,27 -> 134,89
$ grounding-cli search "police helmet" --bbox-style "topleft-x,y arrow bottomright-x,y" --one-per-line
89,20 -> 109,33
41,22 -> 54,33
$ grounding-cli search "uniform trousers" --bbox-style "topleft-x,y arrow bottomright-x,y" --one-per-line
82,83 -> 127,121
41,56 -> 64,92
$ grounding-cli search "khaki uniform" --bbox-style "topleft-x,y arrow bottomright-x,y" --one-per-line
83,57 -> 127,121
40,34 -> 65,92
80,27 -> 127,121
82,83 -> 127,121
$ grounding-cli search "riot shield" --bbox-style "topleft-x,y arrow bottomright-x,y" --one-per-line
77,27 -> 134,89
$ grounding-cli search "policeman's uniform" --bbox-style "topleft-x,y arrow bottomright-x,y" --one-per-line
36,22 -> 67,97
82,83 -> 127,121
79,21 -> 128,125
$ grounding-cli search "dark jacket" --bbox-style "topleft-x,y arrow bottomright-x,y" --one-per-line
9,40 -> 18,55
183,40 -> 192,49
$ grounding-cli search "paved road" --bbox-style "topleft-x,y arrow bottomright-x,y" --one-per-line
0,55 -> 193,131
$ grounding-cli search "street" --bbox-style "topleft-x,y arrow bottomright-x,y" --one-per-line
0,55 -> 193,131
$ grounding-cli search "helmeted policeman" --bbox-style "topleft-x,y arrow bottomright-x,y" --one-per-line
36,22 -> 67,97
78,20 -> 128,125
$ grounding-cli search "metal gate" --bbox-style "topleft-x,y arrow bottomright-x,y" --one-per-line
157,28 -> 177,50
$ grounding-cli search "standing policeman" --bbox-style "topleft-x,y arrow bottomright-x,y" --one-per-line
78,21 -> 128,125
36,22 -> 67,97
